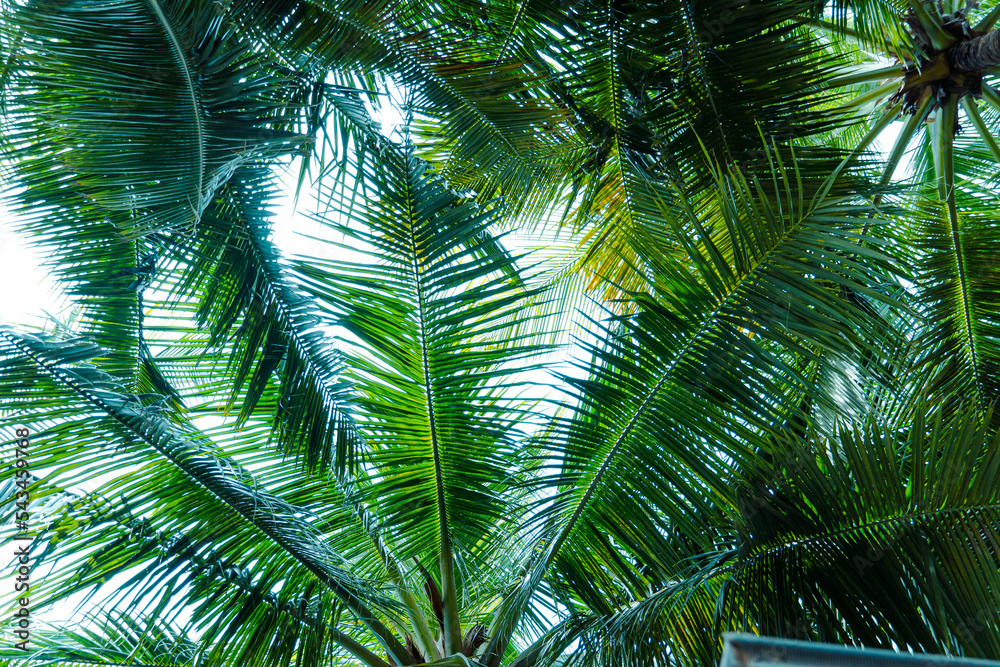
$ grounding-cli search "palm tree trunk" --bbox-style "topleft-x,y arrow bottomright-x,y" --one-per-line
952,30 -> 1000,71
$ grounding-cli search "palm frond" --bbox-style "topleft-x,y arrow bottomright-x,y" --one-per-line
294,142 -> 549,654
726,402 -> 1000,657
483,142 -> 902,667
0,328 -> 416,666
151,166 -> 364,477
1,0 -> 307,237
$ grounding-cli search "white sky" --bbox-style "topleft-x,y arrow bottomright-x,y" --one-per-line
0,207 -> 64,329
0,186 -> 308,330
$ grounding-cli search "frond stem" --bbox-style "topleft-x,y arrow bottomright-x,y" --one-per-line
806,18 -> 864,42
842,80 -> 900,110
961,96 -> 1000,162
979,81 -> 1000,113
144,0 -> 204,227
975,4 -> 1000,33
827,64 -> 904,88
907,0 -> 954,50
402,155 -> 463,655
494,0 -> 530,65
862,95 -> 932,235
937,96 -> 983,406
332,628 -> 394,667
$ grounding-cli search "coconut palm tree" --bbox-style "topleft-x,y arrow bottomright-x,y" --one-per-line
6,0 -> 1000,666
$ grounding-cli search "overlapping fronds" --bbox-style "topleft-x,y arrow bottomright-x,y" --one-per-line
0,613 -> 200,666
725,404 -> 1000,658
292,143 -> 550,655
0,328 -> 416,667
0,0 -> 311,401
489,0 -> 859,300
151,166 -> 364,477
0,0 -> 307,237
223,0 -> 575,220
481,145 -> 903,666
507,402 -> 1000,667
10,0 -> 1000,666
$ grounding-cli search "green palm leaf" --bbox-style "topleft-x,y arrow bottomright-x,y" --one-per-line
1,0 -> 307,238
726,403 -> 1000,657
153,166 -> 364,476
294,142 -> 548,656
483,143 -> 901,666
0,328 -> 416,667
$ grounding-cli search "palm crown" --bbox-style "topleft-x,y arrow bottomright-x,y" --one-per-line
6,0 -> 1000,666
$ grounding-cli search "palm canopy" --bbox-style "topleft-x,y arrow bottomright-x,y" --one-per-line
6,0 -> 1000,666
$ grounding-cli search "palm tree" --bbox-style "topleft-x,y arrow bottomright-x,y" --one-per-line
6,0 -> 1000,665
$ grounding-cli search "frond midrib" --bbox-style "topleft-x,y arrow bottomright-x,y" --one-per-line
144,0 -> 204,222
493,0 -> 531,66
231,183 -> 359,434
401,154 -> 463,655
737,502 -> 1000,568
677,0 -> 730,155
0,330 -> 412,665
541,176 -> 838,574
942,139 -> 983,406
